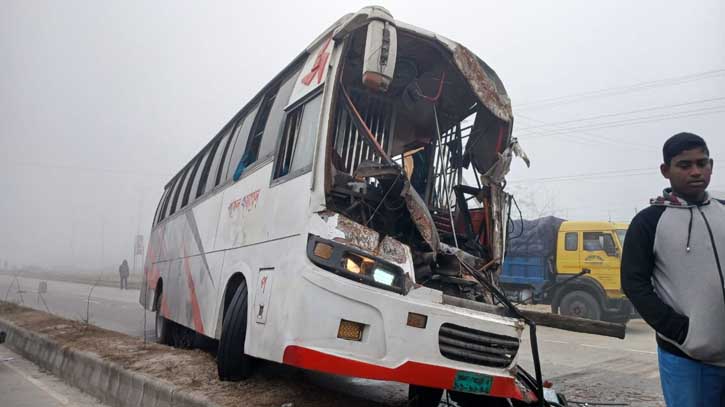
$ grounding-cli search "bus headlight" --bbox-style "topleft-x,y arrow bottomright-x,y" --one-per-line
308,235 -> 409,294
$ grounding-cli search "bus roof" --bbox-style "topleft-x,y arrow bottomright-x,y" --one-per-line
163,6 -> 512,189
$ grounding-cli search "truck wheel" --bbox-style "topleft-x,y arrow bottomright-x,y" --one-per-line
408,385 -> 443,407
217,281 -> 253,381
559,290 -> 602,320
154,293 -> 172,345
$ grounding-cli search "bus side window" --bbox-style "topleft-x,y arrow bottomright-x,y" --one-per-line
213,127 -> 236,188
196,136 -> 223,199
274,93 -> 323,179
236,69 -> 300,178
171,166 -> 194,215
162,174 -> 183,220
218,116 -> 245,185
158,181 -> 175,223
206,126 -> 232,191
188,147 -> 211,203
257,70 -> 300,163
225,105 -> 259,182
240,85 -> 279,171
153,188 -> 170,225
181,152 -> 205,208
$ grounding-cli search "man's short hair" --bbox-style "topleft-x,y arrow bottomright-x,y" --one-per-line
663,132 -> 709,165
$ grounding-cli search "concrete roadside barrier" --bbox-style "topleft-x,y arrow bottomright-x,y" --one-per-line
0,311 -> 218,407
0,302 -> 380,407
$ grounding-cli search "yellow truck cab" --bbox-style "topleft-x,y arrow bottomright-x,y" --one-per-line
502,218 -> 632,322
552,221 -> 631,321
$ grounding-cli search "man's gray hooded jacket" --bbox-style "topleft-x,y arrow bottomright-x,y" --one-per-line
621,190 -> 725,367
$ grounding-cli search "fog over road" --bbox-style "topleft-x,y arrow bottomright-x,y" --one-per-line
0,275 -> 663,405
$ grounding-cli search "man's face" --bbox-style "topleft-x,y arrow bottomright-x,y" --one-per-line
661,148 -> 714,201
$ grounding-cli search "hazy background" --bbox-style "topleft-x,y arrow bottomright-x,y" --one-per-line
1,1 -> 723,271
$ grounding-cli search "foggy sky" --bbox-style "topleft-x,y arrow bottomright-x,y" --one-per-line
1,1 -> 724,270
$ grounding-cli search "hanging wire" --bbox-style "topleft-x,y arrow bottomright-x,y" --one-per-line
507,195 -> 525,240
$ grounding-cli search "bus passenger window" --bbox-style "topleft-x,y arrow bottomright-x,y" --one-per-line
236,68 -> 300,179
274,93 -> 323,179
257,70 -> 300,162
181,154 -> 204,207
153,188 -> 170,225
189,147 -> 211,202
225,105 -> 258,182
196,137 -> 223,198
207,127 -> 232,189
172,166 -> 194,214
240,85 -> 279,171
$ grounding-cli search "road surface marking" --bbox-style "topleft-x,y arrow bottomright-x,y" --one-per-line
580,344 -> 610,350
2,357 -> 72,405
542,340 -> 569,344
623,348 -> 656,355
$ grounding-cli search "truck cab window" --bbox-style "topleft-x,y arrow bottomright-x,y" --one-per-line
582,232 -> 605,251
564,232 -> 578,251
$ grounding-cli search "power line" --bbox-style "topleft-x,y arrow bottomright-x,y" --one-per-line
517,96 -> 725,133
508,167 -> 659,184
516,68 -> 725,110
516,113 -> 657,153
518,106 -> 725,139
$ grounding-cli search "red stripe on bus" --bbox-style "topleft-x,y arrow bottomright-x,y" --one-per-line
282,345 -> 533,401
183,253 -> 205,335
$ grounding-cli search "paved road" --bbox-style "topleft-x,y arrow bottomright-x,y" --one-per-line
0,344 -> 108,407
0,275 -> 663,405
1,274 -> 147,337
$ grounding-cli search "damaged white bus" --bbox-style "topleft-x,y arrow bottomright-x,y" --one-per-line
141,6 -> 567,406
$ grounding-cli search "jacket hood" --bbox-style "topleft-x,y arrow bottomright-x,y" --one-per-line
650,188 -> 715,253
650,188 -> 711,208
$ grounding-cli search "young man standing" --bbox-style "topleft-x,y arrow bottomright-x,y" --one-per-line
621,133 -> 725,406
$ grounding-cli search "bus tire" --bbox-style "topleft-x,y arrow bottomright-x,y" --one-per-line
559,290 -> 602,320
154,293 -> 171,345
408,385 -> 443,407
217,281 -> 252,381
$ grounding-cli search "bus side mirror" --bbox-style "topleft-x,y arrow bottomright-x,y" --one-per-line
331,7 -> 398,93
361,20 -> 397,93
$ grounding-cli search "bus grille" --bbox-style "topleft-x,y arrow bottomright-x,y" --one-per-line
438,323 -> 519,368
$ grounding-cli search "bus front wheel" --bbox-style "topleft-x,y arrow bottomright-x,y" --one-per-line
154,293 -> 171,345
217,281 -> 253,380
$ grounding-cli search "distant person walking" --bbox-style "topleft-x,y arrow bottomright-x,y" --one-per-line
621,133 -> 725,406
118,259 -> 130,290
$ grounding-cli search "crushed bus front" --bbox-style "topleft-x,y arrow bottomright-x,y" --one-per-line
294,6 -> 556,405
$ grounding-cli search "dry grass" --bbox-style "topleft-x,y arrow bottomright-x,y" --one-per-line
0,302 -> 395,407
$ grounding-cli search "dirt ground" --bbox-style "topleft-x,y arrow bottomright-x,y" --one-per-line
0,302 -> 399,407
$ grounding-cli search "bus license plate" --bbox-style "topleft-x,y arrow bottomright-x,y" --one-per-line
453,371 -> 493,394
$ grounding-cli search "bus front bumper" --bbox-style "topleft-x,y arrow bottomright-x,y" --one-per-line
281,264 -> 536,402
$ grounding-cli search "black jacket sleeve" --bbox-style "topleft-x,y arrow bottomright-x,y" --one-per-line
621,207 -> 689,344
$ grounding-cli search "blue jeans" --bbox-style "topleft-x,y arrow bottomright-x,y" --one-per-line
658,346 -> 725,407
